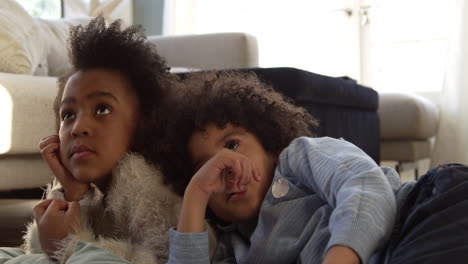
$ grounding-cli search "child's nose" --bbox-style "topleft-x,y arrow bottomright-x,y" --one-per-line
71,115 -> 91,137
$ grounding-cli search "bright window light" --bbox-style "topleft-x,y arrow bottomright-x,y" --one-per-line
17,0 -> 62,19
165,0 -> 455,93
364,0 -> 455,92
0,84 -> 13,154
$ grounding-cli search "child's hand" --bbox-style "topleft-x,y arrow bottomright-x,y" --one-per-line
177,149 -> 261,233
190,149 -> 260,198
39,135 -> 89,201
33,199 -> 81,256
322,245 -> 361,264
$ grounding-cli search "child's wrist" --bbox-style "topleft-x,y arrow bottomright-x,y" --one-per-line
322,245 -> 361,264
185,180 -> 211,204
177,182 -> 211,233
64,189 -> 85,202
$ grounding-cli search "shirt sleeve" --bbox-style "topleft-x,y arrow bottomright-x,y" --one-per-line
277,137 -> 397,264
67,241 -> 131,264
167,228 -> 210,264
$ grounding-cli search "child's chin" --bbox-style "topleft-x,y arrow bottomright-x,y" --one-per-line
72,170 -> 107,184
72,175 -> 94,183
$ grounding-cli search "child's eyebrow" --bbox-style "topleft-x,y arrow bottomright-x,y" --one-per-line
217,130 -> 245,146
60,97 -> 76,107
60,92 -> 119,107
192,130 -> 245,172
86,91 -> 119,103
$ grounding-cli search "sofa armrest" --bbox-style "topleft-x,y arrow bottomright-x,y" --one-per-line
148,32 -> 259,70
379,93 -> 439,140
0,72 -> 56,191
0,72 -> 57,155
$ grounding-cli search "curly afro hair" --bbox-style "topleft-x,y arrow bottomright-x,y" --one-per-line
157,71 -> 318,196
53,16 -> 175,165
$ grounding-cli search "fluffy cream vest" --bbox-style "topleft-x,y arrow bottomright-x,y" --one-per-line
24,153 -> 182,263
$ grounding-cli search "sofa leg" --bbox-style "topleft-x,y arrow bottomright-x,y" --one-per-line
395,161 -> 419,181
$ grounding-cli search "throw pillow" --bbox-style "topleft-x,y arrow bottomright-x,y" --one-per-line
36,17 -> 92,77
0,0 -> 47,75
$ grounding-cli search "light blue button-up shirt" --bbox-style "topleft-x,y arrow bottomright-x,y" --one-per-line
168,137 -> 401,264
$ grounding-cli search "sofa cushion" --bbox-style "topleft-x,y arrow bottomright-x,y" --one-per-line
148,32 -> 259,70
0,0 -> 47,75
0,154 -> 51,191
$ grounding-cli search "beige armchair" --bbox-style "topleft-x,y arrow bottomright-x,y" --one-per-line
379,93 -> 439,179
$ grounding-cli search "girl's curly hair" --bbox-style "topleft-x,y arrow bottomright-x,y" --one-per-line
157,71 -> 318,196
53,16 -> 175,165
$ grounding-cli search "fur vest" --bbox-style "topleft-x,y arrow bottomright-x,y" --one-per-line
23,153 -> 182,264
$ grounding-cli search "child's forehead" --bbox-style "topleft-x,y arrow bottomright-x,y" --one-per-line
62,69 -> 134,100
197,123 -> 246,138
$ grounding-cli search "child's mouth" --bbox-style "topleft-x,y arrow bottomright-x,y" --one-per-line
228,190 -> 247,201
70,144 -> 96,160
72,151 -> 95,160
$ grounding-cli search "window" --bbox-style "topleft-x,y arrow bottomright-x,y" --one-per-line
164,0 -> 360,81
164,0 -> 455,93
361,0 -> 455,92
17,0 -> 63,19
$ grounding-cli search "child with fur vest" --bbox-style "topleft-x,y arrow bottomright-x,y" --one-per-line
22,17 -> 184,264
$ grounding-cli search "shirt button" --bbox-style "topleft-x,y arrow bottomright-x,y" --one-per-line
272,178 -> 289,198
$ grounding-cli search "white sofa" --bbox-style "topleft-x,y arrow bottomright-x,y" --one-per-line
0,32 -> 259,246
378,92 -> 439,178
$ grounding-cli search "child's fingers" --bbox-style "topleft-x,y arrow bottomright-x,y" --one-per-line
40,142 -> 60,164
224,159 -> 242,191
66,202 -> 80,217
38,135 -> 59,151
40,142 -> 89,200
39,136 -> 66,182
32,199 -> 56,219
237,159 -> 252,190
41,143 -> 70,183
223,157 -> 252,193
253,167 -> 262,182
199,149 -> 253,195
46,199 -> 69,216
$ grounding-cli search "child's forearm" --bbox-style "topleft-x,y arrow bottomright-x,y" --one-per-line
177,182 -> 210,233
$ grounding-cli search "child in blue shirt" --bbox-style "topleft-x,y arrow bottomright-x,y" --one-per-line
157,71 -> 400,264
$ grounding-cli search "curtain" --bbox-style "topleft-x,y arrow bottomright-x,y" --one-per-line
63,0 -> 133,26
431,0 -> 468,166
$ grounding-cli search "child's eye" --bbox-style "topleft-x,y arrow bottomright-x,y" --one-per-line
96,104 -> 112,115
224,140 -> 239,151
61,111 -> 75,121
